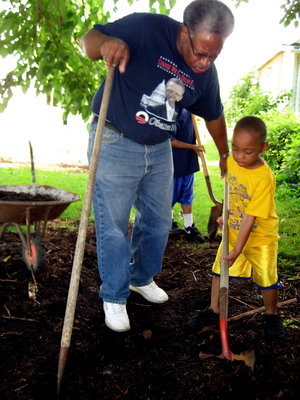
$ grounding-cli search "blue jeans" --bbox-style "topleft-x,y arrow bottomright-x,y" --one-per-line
88,122 -> 173,304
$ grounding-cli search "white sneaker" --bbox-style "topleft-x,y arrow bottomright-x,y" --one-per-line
129,281 -> 169,304
103,302 -> 130,332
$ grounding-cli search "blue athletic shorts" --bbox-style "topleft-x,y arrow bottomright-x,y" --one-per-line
172,174 -> 194,207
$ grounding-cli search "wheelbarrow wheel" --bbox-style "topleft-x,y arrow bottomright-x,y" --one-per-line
21,233 -> 46,273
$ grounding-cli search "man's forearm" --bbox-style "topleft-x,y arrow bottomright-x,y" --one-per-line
81,28 -> 130,72
81,29 -> 108,61
205,114 -> 229,156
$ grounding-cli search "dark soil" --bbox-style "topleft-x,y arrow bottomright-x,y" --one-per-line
0,191 -> 56,202
0,224 -> 299,400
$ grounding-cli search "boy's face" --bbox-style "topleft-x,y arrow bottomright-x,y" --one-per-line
231,129 -> 268,169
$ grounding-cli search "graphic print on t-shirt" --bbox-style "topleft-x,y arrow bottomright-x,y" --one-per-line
135,55 -> 194,133
136,77 -> 186,133
142,78 -> 185,122
228,175 -> 258,232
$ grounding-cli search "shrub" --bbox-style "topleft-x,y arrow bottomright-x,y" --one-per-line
264,110 -> 300,188
225,73 -> 299,192
224,73 -> 290,126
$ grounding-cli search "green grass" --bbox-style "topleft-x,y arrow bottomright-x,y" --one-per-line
1,139 -> 299,274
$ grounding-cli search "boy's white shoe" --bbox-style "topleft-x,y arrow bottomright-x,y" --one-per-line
103,302 -> 130,332
129,281 -> 169,303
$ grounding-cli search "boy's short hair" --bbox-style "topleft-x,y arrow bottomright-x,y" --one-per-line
234,116 -> 267,142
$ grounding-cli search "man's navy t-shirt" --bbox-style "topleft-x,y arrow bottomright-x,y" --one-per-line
92,13 -> 223,145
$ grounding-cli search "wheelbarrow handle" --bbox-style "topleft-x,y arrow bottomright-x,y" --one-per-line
191,114 -> 222,206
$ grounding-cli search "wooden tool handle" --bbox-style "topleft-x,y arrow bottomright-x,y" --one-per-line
220,178 -> 229,316
57,67 -> 115,395
191,114 -> 221,206
191,114 -> 209,177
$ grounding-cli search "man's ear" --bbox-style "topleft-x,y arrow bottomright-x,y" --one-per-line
261,141 -> 269,154
180,25 -> 189,41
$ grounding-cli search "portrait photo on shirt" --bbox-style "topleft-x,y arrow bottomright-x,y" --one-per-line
143,78 -> 185,122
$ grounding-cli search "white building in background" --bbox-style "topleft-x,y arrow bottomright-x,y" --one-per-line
255,39 -> 300,114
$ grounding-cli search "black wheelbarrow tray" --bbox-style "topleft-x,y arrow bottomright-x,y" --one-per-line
0,185 -> 80,272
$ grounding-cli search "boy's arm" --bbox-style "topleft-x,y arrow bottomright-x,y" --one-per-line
171,139 -> 204,156
224,213 -> 256,266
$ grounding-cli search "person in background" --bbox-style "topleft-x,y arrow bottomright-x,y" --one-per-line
81,0 -> 234,332
170,109 -> 206,243
187,116 -> 285,339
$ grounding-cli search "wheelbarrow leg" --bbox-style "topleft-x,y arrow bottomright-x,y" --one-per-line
0,223 -> 8,239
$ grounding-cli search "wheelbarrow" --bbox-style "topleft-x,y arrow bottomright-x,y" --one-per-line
0,184 -> 80,272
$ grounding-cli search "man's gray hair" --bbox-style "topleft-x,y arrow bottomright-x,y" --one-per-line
184,0 -> 234,38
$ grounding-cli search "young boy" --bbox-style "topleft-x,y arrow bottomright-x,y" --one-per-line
169,109 -> 205,243
187,116 -> 285,339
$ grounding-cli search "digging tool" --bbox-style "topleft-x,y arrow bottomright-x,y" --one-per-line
191,114 -> 223,241
57,67 -> 115,394
199,178 -> 255,370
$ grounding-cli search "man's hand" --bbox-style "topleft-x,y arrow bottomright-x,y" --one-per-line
100,37 -> 130,73
219,157 -> 227,178
81,29 -> 130,73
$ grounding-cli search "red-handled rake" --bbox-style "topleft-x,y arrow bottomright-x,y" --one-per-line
199,177 -> 255,370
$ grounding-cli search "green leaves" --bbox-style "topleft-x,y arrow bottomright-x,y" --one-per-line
224,71 -> 300,195
263,109 -> 300,187
233,0 -> 299,27
0,0 -> 109,121
0,0 -> 175,122
280,0 -> 300,27
224,73 -> 290,126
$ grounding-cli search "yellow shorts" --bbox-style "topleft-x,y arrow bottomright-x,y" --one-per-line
212,241 -> 281,289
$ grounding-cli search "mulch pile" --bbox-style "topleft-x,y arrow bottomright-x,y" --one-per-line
0,191 -> 56,202
0,224 -> 299,399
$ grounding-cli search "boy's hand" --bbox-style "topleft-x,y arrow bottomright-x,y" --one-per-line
193,144 -> 204,156
223,249 -> 239,267
216,216 -> 223,227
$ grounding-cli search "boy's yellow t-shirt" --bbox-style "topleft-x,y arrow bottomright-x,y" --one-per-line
226,155 -> 279,247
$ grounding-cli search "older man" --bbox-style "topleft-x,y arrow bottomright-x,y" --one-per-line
81,0 -> 234,332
